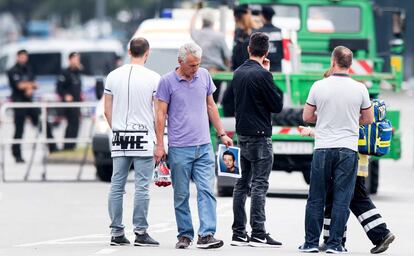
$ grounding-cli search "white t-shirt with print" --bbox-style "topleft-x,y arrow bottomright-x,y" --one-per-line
306,74 -> 371,151
104,64 -> 160,157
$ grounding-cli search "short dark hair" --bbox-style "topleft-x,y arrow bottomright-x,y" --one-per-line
261,6 -> 275,22
223,151 -> 235,161
234,4 -> 249,20
332,46 -> 353,69
129,37 -> 149,58
17,49 -> 28,56
69,52 -> 79,59
249,32 -> 269,57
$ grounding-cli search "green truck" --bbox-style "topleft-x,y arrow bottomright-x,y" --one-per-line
212,0 -> 405,196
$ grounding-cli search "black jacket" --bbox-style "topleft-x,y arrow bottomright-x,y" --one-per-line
233,59 -> 283,136
254,23 -> 284,72
56,68 -> 82,101
7,63 -> 35,102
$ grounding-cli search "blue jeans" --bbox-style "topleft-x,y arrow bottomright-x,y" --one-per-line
168,143 -> 217,240
108,156 -> 154,236
232,135 -> 273,237
304,148 -> 358,249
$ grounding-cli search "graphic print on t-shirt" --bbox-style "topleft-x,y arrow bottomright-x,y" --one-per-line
112,130 -> 149,152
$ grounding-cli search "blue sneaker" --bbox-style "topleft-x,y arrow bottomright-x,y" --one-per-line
298,244 -> 319,253
326,246 -> 348,254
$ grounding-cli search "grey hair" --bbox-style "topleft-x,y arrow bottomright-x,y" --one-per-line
178,42 -> 202,62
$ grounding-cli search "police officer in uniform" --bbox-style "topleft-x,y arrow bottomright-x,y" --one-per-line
254,6 -> 283,72
57,52 -> 82,150
7,49 -> 57,163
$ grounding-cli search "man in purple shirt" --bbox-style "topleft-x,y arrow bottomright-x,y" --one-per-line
155,42 -> 233,249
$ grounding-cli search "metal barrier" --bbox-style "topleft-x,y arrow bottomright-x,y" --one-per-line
0,101 -> 98,182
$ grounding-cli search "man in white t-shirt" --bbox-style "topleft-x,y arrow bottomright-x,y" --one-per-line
104,37 -> 160,247
298,46 -> 374,254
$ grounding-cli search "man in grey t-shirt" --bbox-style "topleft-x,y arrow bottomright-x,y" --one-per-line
298,46 -> 373,254
190,6 -> 231,102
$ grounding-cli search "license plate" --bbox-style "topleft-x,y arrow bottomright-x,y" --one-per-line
272,141 -> 314,155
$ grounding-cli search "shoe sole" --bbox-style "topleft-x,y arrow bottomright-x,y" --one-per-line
249,241 -> 282,248
230,241 -> 250,246
326,249 -> 348,254
176,245 -> 190,249
196,240 -> 224,249
134,242 -> 159,247
299,248 -> 319,253
371,234 -> 395,254
110,242 -> 130,246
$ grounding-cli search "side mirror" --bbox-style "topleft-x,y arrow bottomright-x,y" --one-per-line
95,78 -> 104,100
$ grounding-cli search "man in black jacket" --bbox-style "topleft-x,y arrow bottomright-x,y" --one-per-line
57,52 -> 82,150
231,32 -> 284,248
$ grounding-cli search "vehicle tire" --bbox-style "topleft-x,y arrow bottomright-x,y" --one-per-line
272,108 -> 305,126
301,164 -> 311,185
217,185 -> 234,197
96,164 -> 113,182
367,159 -> 379,194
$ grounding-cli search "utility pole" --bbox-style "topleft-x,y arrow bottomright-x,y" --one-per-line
95,0 -> 106,37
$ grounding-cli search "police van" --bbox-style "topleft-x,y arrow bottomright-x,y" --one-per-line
0,38 -> 124,103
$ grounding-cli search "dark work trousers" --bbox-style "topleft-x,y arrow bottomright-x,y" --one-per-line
323,176 -> 390,246
12,108 -> 57,159
212,79 -> 222,103
232,135 -> 273,237
63,107 -> 80,150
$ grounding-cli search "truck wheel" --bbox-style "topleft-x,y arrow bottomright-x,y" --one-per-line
96,164 -> 113,182
272,108 -> 304,126
301,165 -> 311,185
217,185 -> 233,197
367,159 -> 379,194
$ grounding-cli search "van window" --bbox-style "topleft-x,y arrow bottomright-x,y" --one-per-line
145,48 -> 178,75
28,53 -> 61,76
307,6 -> 361,33
0,55 -> 7,73
80,51 -> 117,76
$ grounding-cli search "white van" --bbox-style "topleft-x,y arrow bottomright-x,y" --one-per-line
0,38 -> 124,102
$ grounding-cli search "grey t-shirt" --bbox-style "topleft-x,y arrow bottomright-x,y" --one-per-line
306,74 -> 371,151
191,28 -> 230,71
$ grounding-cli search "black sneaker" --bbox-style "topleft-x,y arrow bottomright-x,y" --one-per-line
110,234 -> 130,246
176,236 -> 192,249
371,232 -> 395,254
249,233 -> 282,248
15,157 -> 25,163
134,232 -> 159,247
196,235 -> 224,249
318,242 -> 328,252
298,244 -> 319,253
326,245 -> 348,254
231,234 -> 250,246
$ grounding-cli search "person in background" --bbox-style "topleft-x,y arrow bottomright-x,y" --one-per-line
190,4 -> 231,102
8,49 -> 57,163
231,32 -> 283,248
57,52 -> 82,150
231,4 -> 254,71
254,6 -> 283,72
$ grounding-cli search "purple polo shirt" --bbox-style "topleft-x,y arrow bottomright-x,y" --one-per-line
156,67 -> 216,147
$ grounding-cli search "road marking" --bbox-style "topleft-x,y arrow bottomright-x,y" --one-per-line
16,234 -> 107,247
95,248 -> 117,254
